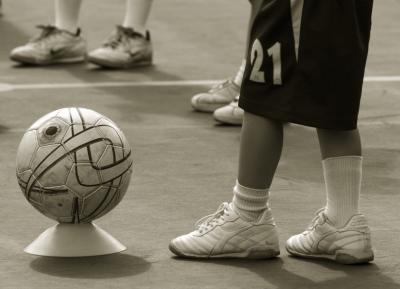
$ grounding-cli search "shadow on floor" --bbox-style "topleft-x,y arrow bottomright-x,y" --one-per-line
29,253 -> 151,279
0,17 -> 188,99
0,19 -> 28,57
173,256 -> 400,289
0,124 -> 9,134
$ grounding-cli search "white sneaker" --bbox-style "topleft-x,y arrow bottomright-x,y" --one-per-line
286,209 -> 374,264
10,25 -> 86,65
169,202 -> 280,259
88,26 -> 152,68
191,79 -> 240,112
213,96 -> 243,125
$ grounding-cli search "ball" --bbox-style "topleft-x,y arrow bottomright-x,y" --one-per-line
16,108 -> 133,223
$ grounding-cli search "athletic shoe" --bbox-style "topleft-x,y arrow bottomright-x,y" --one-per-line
286,208 -> 374,264
10,25 -> 86,65
169,202 -> 280,259
191,79 -> 240,112
88,25 -> 152,68
213,95 -> 243,125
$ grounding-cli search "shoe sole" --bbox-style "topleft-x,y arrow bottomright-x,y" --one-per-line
10,55 -> 86,65
191,102 -> 229,113
87,56 -> 152,69
286,245 -> 374,264
169,242 -> 280,259
213,114 -> 243,126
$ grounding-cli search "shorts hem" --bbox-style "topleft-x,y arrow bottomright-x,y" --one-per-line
239,98 -> 358,130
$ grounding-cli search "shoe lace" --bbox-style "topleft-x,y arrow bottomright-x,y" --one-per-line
195,202 -> 230,234
306,208 -> 326,231
31,25 -> 60,43
104,25 -> 145,49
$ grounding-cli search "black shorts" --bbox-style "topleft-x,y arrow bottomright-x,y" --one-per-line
239,0 -> 373,130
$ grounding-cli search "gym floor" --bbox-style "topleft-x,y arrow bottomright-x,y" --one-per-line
1,1 -> 400,288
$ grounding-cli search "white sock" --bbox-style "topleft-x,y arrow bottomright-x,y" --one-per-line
233,59 -> 246,87
232,180 -> 269,222
123,0 -> 154,35
323,156 -> 362,227
55,0 -> 82,33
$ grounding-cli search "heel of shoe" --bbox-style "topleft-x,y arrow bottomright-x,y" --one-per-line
335,248 -> 374,264
247,246 -> 280,259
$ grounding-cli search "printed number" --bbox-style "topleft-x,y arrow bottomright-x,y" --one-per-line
249,40 -> 282,85
267,42 -> 282,85
249,39 -> 265,83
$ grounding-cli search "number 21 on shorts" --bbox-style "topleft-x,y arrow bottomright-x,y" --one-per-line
249,39 -> 282,85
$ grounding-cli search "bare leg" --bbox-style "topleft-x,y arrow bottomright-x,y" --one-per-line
232,112 -> 283,221
238,112 -> 283,189
55,0 -> 82,33
317,128 -> 361,159
123,0 -> 154,35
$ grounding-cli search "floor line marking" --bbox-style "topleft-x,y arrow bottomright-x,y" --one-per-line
0,80 -> 221,92
364,76 -> 400,82
1,76 -> 400,92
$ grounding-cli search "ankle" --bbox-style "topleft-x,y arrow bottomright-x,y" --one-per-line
232,180 -> 269,222
55,25 -> 80,36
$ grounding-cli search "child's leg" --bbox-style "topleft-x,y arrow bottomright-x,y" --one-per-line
212,5 -> 253,125
169,111 -> 282,258
317,128 -> 361,159
10,0 -> 85,65
233,59 -> 246,87
317,128 -> 362,227
55,0 -> 82,33
87,0 -> 153,68
238,112 -> 283,188
191,3 -> 251,115
123,0 -> 154,35
287,128 -> 372,264
232,112 -> 283,221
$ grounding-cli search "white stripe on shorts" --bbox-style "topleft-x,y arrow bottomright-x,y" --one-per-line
290,0 -> 304,60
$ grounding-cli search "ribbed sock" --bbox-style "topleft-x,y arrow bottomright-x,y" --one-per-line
323,156 -> 362,227
233,59 -> 246,87
232,180 -> 269,222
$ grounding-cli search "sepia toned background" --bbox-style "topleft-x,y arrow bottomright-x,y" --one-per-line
0,0 -> 400,288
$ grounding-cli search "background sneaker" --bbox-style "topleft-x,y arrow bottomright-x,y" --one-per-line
169,202 -> 280,259
88,25 -> 152,68
10,25 -> 86,65
213,95 -> 243,125
286,209 -> 374,264
191,79 -> 239,112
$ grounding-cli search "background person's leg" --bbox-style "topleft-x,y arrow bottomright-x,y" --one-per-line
55,0 -> 82,33
123,0 -> 154,35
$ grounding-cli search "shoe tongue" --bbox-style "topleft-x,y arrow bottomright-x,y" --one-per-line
228,202 -> 236,213
228,203 -> 244,220
32,25 -> 58,41
314,211 -> 331,228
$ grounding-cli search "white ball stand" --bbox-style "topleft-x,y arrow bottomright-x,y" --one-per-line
24,222 -> 126,257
